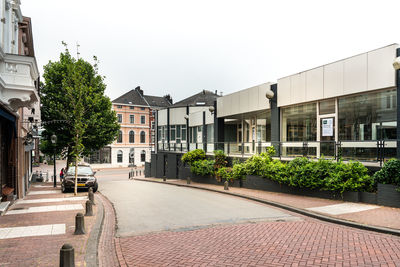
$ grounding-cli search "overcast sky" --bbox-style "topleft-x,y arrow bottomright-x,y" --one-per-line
22,0 -> 400,103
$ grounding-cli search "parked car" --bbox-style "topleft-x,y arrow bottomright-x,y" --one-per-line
61,164 -> 98,193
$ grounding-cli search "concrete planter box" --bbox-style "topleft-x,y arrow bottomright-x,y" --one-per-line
359,192 -> 377,205
144,162 -> 151,177
377,183 -> 400,208
244,175 -> 359,201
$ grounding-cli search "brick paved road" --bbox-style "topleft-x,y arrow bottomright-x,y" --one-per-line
120,219 -> 400,266
97,171 -> 400,266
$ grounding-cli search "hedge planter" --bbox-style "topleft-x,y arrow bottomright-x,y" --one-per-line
244,175 -> 360,202
359,192 -> 377,205
377,183 -> 400,208
178,166 -> 192,180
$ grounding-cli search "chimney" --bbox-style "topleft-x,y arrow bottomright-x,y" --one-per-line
215,90 -> 218,95
164,94 -> 173,105
135,86 -> 143,96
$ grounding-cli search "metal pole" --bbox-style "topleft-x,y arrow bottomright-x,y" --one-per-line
54,148 -> 57,187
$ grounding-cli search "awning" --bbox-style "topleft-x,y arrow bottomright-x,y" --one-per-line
0,107 -> 17,138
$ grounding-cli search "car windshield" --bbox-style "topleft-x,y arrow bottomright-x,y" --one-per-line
67,166 -> 94,176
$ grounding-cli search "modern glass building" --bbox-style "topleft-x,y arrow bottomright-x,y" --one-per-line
156,44 -> 400,168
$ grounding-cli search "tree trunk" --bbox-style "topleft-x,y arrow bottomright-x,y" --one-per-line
74,157 -> 78,196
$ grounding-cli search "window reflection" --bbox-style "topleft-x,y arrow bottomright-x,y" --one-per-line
282,103 -> 317,141
338,89 -> 396,141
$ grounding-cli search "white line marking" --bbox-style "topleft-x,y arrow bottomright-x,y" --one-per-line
0,224 -> 65,239
28,191 -> 60,195
17,197 -> 87,204
306,203 -> 379,215
6,204 -> 83,215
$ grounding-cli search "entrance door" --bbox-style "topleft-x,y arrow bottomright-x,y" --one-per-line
320,117 -> 335,157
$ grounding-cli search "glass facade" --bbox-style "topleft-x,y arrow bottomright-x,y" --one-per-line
282,103 -> 317,142
256,111 -> 271,142
85,147 -> 111,164
339,89 -> 396,141
207,124 -> 214,143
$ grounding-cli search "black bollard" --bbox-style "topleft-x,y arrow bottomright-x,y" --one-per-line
224,180 -> 229,190
85,200 -> 93,216
60,243 -> 75,267
88,188 -> 95,205
74,213 -> 85,235
187,177 -> 191,184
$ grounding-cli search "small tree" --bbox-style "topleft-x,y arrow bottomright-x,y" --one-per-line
41,44 -> 120,194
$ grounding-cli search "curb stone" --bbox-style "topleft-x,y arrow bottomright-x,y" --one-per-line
85,194 -> 104,266
97,192 -> 127,267
134,178 -> 400,237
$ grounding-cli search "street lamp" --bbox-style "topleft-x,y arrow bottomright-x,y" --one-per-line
51,134 -> 57,187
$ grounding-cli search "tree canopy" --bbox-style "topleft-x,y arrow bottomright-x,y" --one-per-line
40,47 -> 120,163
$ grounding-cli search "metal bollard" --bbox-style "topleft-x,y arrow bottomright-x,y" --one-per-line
60,243 -> 75,267
224,181 -> 229,190
74,213 -> 85,235
85,200 -> 93,216
187,177 -> 191,184
88,188 -> 95,205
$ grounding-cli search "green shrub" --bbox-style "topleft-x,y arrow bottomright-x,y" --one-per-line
373,158 -> 400,189
244,147 -> 275,176
181,149 -> 205,165
191,159 -> 215,176
232,163 -> 247,180
216,167 -> 233,181
214,150 -> 227,168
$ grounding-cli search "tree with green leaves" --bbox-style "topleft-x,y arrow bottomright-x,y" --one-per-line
40,44 -> 120,194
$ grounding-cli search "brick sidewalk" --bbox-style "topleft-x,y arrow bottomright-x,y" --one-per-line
136,178 -> 400,231
0,182 -> 98,266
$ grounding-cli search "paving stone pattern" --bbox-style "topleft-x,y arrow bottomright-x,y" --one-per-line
0,183 -> 97,266
97,193 -> 120,267
120,220 -> 400,266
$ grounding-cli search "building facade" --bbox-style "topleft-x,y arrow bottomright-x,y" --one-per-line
85,87 -> 171,167
155,44 -> 400,173
0,1 -> 40,202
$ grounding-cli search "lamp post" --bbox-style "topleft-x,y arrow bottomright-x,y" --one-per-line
51,134 -> 57,187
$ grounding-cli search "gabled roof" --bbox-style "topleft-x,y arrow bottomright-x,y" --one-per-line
143,95 -> 171,108
112,87 -> 172,108
112,89 -> 148,106
172,90 -> 219,107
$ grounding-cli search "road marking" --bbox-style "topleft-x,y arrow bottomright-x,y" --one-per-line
32,185 -> 54,188
306,203 -> 379,215
0,224 -> 65,239
28,190 -> 60,195
17,197 -> 87,204
6,204 -> 83,215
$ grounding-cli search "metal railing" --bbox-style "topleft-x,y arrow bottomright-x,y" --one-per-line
157,140 -> 397,165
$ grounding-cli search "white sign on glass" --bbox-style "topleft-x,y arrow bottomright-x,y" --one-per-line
322,118 -> 333,137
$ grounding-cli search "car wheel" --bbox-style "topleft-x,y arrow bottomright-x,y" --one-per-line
93,183 -> 98,193
61,184 -> 66,193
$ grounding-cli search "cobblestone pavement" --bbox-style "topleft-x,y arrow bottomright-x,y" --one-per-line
0,183 -> 97,267
119,219 -> 400,266
97,193 -> 120,267
96,171 -> 400,266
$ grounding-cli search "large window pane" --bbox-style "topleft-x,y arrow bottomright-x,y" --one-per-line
207,124 -> 214,143
338,89 -> 396,141
282,103 -> 317,141
256,111 -> 271,142
319,100 -> 335,115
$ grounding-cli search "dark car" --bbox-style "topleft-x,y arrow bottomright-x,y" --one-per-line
61,164 -> 98,193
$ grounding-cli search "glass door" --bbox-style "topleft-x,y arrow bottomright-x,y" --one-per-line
320,117 -> 335,158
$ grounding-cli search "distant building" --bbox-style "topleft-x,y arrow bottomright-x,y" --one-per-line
85,87 -> 171,167
0,1 -> 40,201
